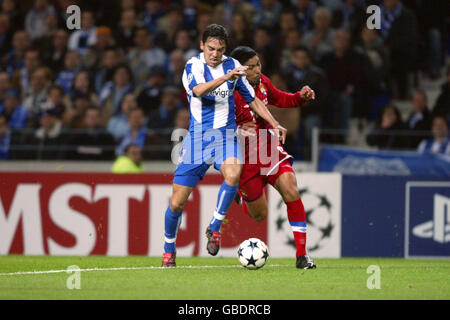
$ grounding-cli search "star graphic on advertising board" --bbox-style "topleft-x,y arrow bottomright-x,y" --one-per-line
246,255 -> 257,266
318,194 -> 332,210
276,215 -> 286,231
320,222 -> 334,239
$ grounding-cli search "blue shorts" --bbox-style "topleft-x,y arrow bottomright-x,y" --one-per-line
173,129 -> 243,187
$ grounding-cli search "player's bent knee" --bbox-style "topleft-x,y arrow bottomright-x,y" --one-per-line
169,198 -> 186,213
251,211 -> 268,222
283,187 -> 300,202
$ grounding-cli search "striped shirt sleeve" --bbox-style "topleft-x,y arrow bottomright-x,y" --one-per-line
182,58 -> 205,96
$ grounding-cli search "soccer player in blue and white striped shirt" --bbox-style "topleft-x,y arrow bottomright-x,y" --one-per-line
162,24 -> 286,267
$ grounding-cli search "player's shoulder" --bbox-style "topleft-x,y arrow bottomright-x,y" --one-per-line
223,55 -> 241,68
260,73 -> 271,85
186,54 -> 203,67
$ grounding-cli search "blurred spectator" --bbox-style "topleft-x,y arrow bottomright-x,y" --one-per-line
147,86 -> 183,130
354,27 -> 390,122
107,93 -> 136,141
156,5 -> 185,51
25,0 -> 55,40
0,13 -> 13,56
182,0 -> 213,32
293,0 -> 317,34
330,0 -> 365,43
319,29 -> 368,129
279,29 -> 303,72
417,115 -> 449,156
278,10 -> 299,36
11,48 -> 41,97
283,46 -> 330,157
111,143 -> 144,173
0,113 -> 10,159
93,47 -> 121,94
0,71 -> 11,104
62,92 -> 91,129
302,7 -> 335,61
55,50 -> 81,93
1,0 -> 24,33
83,26 -> 115,70
0,89 -> 28,130
367,105 -> 407,150
99,64 -> 134,126
15,105 -> 65,160
406,90 -> 432,148
433,66 -> 450,121
252,26 -> 276,75
65,107 -> 115,160
213,0 -> 255,30
228,13 -> 253,51
4,30 -> 30,76
174,29 -> 199,61
407,0 -> 446,80
194,10 -> 213,44
127,27 -> 166,86
174,108 -> 190,130
252,0 -> 282,30
116,107 -> 148,155
136,65 -> 166,116
140,0 -> 165,34
380,0 -> 418,100
42,29 -> 68,74
68,10 -> 97,56
115,9 -> 138,50
166,49 -> 186,88
22,67 -> 52,124
70,70 -> 98,105
42,85 -> 66,116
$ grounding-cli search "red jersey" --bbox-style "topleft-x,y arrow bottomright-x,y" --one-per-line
234,74 -> 304,164
235,73 -> 304,129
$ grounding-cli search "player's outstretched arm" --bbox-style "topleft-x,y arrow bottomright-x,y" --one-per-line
192,66 -> 248,97
248,97 -> 287,144
266,74 -> 315,108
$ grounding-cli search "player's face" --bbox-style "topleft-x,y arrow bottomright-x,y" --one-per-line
200,37 -> 226,67
243,55 -> 261,86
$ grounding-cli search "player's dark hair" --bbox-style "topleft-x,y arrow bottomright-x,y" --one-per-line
202,24 -> 228,45
230,46 -> 257,65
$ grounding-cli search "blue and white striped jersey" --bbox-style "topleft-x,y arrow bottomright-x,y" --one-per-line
182,52 -> 255,133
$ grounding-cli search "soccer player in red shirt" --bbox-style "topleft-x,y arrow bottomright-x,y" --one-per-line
230,46 -> 316,269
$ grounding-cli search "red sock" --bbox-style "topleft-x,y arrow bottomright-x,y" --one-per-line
286,198 -> 307,257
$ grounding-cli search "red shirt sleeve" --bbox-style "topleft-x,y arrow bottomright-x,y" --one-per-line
234,91 -> 254,126
262,74 -> 305,108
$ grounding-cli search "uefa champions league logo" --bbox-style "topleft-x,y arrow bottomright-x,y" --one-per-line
275,188 -> 334,253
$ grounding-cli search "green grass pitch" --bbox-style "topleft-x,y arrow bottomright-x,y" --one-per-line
0,255 -> 449,300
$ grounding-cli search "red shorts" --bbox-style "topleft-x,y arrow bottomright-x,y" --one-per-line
238,155 -> 294,202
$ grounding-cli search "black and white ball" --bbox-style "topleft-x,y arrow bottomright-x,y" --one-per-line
237,238 -> 269,269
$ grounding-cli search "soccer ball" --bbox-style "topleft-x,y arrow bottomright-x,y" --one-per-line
237,238 -> 269,269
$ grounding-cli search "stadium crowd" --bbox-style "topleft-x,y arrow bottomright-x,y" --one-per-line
0,0 -> 448,162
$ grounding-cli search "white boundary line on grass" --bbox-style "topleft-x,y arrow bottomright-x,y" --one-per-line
0,264 -> 288,276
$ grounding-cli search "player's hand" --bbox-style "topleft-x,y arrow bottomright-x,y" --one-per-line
237,121 -> 257,137
273,125 -> 287,144
227,66 -> 248,81
300,86 -> 315,101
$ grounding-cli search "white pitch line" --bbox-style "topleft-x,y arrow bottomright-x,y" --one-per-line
0,264 -> 288,276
